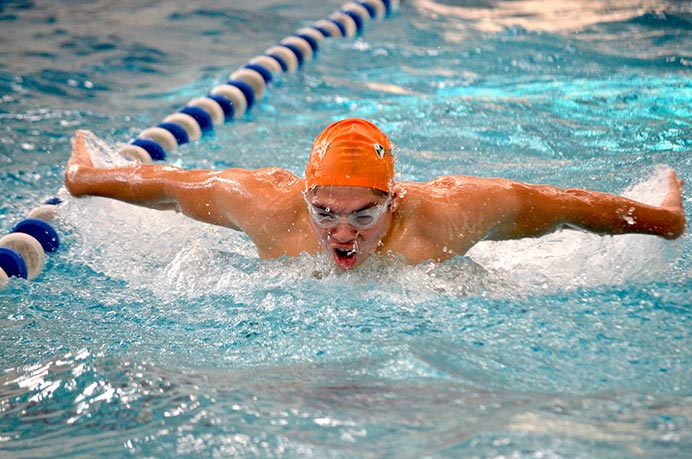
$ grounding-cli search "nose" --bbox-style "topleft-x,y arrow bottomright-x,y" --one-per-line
330,222 -> 358,242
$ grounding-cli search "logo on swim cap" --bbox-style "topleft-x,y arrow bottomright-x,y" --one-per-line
305,118 -> 395,193
374,143 -> 385,159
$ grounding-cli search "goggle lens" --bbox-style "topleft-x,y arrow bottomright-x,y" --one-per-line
305,195 -> 391,230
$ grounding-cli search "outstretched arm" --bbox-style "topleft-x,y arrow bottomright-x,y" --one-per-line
489,171 -> 686,241
64,130 -> 300,231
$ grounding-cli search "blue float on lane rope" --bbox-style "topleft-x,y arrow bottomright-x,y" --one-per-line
244,64 -> 273,84
0,247 -> 28,279
179,106 -> 214,133
207,94 -> 235,122
226,80 -> 255,110
131,138 -> 166,161
12,218 -> 60,253
158,122 -> 190,145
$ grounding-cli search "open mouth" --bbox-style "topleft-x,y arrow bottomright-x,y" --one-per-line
333,247 -> 358,269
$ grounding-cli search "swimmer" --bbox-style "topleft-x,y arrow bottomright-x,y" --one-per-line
64,118 -> 686,270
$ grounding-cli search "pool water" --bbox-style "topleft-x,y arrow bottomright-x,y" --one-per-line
2,0 -> 692,457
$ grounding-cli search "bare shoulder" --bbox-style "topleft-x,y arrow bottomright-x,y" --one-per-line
399,175 -> 518,206
391,175 -> 525,259
212,167 -> 303,200
429,174 -> 517,189
217,167 -> 301,190
253,167 -> 303,185
216,167 -> 306,222
217,168 -> 312,256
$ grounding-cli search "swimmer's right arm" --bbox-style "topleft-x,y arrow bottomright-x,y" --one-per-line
64,131 -> 270,230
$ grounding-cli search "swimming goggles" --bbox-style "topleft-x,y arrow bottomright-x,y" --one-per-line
304,194 -> 392,230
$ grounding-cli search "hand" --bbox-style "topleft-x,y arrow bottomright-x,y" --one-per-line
660,170 -> 686,239
64,130 -> 95,196
662,170 -> 684,209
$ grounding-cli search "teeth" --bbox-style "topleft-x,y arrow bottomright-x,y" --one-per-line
335,247 -> 357,258
334,242 -> 358,258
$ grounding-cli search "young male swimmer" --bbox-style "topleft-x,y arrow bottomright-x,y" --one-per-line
65,118 -> 686,271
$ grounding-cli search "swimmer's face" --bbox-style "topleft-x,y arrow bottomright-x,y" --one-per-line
305,185 -> 393,270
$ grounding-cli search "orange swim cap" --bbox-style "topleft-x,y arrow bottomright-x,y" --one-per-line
305,118 -> 395,193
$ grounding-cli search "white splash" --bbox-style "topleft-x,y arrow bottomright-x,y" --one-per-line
467,165 -> 683,294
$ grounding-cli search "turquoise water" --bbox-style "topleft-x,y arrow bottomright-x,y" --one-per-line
2,0 -> 692,457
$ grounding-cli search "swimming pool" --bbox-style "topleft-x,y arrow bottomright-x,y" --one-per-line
1,0 -> 691,457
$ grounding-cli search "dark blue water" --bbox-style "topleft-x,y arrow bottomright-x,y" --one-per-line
1,1 -> 691,457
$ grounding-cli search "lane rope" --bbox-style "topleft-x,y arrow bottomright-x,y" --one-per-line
119,0 -> 401,163
1,0 -> 402,290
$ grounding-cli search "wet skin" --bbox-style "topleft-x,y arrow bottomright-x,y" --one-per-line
65,131 -> 686,271
305,186 -> 394,270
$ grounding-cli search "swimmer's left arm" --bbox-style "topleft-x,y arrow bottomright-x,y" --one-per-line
489,171 -> 686,240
